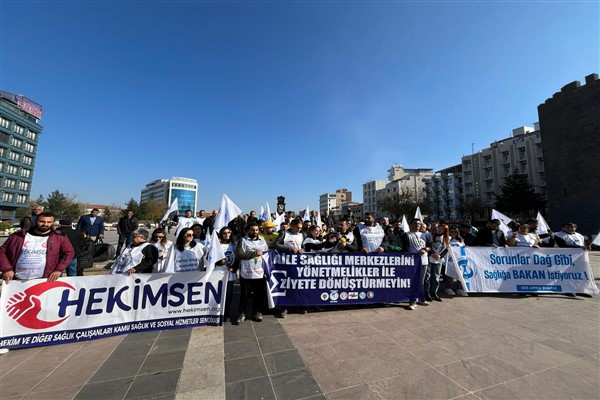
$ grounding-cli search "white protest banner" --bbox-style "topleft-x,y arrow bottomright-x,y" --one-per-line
0,271 -> 227,349
452,247 -> 598,294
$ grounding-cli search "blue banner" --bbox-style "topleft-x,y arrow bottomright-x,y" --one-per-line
265,251 -> 423,306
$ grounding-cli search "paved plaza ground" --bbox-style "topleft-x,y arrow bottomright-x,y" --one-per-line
0,231 -> 598,399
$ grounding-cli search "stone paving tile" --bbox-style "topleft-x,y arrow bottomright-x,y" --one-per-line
257,334 -> 296,354
0,368 -> 54,397
368,375 -> 429,399
74,377 -> 134,400
177,360 -> 223,393
490,342 -> 574,373
225,376 -> 275,400
270,368 -> 322,400
297,344 -> 343,367
438,355 -> 529,390
125,369 -> 181,399
223,324 -> 255,343
474,383 -> 526,399
224,355 -> 267,383
121,330 -> 160,343
309,360 -> 363,393
506,366 -> 597,399
106,339 -> 155,361
224,338 -> 260,361
346,355 -> 400,383
356,332 -> 404,354
23,385 -> 83,400
0,347 -> 42,377
253,322 -> 287,338
139,350 -> 186,375
188,326 -> 222,347
263,349 -> 306,375
329,337 -> 371,360
33,359 -> 102,393
149,336 -> 190,355
539,333 -> 597,358
326,384 -> 380,400
89,354 -> 146,382
407,342 -> 462,367
288,331 -> 326,349
400,364 -> 468,399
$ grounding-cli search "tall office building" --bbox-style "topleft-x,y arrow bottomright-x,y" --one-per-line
140,177 -> 198,215
0,91 -> 43,223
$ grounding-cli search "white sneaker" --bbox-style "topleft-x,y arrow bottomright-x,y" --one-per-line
417,300 -> 430,306
445,288 -> 456,296
456,289 -> 468,297
408,302 -> 417,310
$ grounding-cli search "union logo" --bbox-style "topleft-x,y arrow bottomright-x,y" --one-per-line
6,281 -> 74,329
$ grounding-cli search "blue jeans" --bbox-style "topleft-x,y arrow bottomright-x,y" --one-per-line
116,232 -> 132,255
66,258 -> 78,277
425,262 -> 442,294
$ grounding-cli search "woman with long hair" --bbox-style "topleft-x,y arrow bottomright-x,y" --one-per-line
427,224 -> 449,302
162,228 -> 205,273
150,228 -> 173,273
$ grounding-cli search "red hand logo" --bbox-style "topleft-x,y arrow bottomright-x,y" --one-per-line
6,281 -> 73,329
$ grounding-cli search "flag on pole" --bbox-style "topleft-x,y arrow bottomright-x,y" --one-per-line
491,209 -> 513,237
264,202 -> 272,222
204,228 -> 225,274
302,206 -> 310,221
259,206 -> 266,221
401,215 -> 409,232
316,210 -> 322,228
414,206 -> 422,221
536,212 -> 550,235
214,194 -> 243,231
160,198 -> 179,223
272,212 -> 285,232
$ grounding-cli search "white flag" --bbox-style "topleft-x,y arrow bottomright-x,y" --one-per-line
491,209 -> 513,237
160,198 -> 179,223
401,215 -> 409,232
272,212 -> 285,232
536,212 -> 550,235
414,206 -> 422,221
302,206 -> 310,222
214,194 -> 243,231
204,228 -> 225,274
264,202 -> 272,222
316,210 -> 322,228
259,206 -> 265,221
592,232 -> 600,247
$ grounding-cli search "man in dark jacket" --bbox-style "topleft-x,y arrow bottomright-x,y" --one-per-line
57,219 -> 83,277
477,219 -> 507,247
0,212 -> 74,282
76,208 -> 105,240
115,210 -> 138,258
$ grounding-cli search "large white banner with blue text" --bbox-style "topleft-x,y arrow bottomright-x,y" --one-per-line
449,247 -> 598,294
0,271 -> 227,349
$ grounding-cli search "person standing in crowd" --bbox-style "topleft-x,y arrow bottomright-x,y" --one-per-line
110,229 -> 158,275
477,219 -> 506,247
115,210 -> 138,259
196,209 -> 206,225
1,212 -> 74,282
260,221 -> 279,250
344,209 -> 356,225
246,211 -> 260,228
402,218 -> 432,310
162,228 -> 205,273
554,222 -> 589,249
30,205 -> 44,224
526,218 -> 555,247
444,225 -> 468,297
354,212 -> 388,253
334,217 -> 358,252
275,218 -> 305,254
507,223 -> 540,248
77,230 -> 95,276
459,222 -> 478,246
191,223 -> 206,245
203,210 -> 218,234
302,225 -> 325,252
76,208 -> 105,240
57,219 -> 83,277
321,210 -> 335,229
236,222 -> 269,323
427,224 -> 449,302
149,228 -> 173,273
216,227 -> 238,323
384,226 -> 404,252
173,209 -> 198,237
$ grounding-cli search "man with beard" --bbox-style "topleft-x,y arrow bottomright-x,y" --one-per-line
236,222 -> 269,323
0,212 -> 75,282
354,212 -> 388,253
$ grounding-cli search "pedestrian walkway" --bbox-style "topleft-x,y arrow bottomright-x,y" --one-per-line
1,253 -> 599,399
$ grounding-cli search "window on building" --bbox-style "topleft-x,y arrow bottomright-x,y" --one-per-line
0,132 -> 8,144
23,142 -> 35,153
13,125 -> 25,135
18,181 -> 29,191
16,194 -> 27,203
10,137 -> 22,148
9,151 -> 20,161
2,192 -> 14,202
22,155 -> 32,165
4,178 -> 16,188
26,131 -> 37,141
6,164 -> 18,175
0,147 -> 4,157
20,168 -> 31,178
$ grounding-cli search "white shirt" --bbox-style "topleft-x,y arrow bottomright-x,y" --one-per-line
15,233 -> 49,280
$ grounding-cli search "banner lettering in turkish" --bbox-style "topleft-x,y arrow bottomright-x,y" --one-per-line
265,251 -> 423,306
448,247 -> 598,294
0,271 -> 227,349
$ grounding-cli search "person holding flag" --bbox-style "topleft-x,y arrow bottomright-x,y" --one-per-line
214,227 -> 238,323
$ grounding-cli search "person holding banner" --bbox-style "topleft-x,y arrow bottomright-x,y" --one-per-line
0,212 -> 74,282
236,222 -> 269,323
302,225 -> 326,252
354,213 -> 388,253
110,229 -> 158,275
507,223 -> 540,248
149,228 -> 173,273
555,223 -> 590,250
274,218 -> 305,254
162,228 -> 205,273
